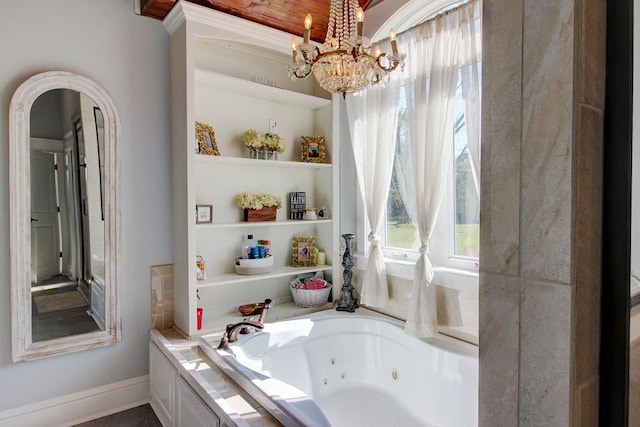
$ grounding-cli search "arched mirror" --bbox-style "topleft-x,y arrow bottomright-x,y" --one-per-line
10,71 -> 121,362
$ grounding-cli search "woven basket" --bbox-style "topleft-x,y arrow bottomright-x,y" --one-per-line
290,285 -> 332,308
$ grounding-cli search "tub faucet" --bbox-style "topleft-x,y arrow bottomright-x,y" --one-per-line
217,298 -> 274,350
218,320 -> 264,349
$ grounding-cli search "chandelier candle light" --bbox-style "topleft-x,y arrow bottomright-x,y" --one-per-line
289,0 -> 406,97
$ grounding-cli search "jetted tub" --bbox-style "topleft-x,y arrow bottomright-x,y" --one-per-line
199,309 -> 478,427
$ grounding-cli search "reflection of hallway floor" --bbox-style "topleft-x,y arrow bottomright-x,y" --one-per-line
32,274 -> 78,292
31,285 -> 100,342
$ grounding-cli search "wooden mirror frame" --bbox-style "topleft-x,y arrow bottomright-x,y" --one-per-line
10,71 -> 121,362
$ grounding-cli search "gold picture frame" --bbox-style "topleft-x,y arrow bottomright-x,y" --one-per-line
301,136 -> 326,163
196,121 -> 220,155
291,236 -> 318,267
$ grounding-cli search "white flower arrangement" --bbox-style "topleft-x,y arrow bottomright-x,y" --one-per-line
236,192 -> 282,210
242,129 -> 285,153
242,129 -> 264,149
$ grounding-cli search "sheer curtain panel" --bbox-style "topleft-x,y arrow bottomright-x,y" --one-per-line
398,0 -> 481,337
346,84 -> 400,307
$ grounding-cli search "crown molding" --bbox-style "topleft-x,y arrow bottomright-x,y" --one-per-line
163,0 -> 308,55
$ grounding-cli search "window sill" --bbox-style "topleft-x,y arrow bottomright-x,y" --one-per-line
354,253 -> 479,294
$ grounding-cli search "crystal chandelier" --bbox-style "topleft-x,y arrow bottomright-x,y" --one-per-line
288,0 -> 406,97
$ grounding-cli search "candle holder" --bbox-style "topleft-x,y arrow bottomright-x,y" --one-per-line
336,233 -> 359,312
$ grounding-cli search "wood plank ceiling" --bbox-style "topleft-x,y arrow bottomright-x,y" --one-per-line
140,0 -> 378,43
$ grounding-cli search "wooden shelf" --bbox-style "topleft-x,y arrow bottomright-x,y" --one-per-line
196,219 -> 332,229
196,265 -> 333,288
194,154 -> 332,169
195,68 -> 331,110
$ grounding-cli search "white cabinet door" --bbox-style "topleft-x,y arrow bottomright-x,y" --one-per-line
150,342 -> 176,427
176,376 -> 220,427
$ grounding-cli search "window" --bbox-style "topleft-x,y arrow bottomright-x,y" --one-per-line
452,73 -> 479,258
355,0 -> 481,273
383,70 -> 480,267
386,89 -> 418,251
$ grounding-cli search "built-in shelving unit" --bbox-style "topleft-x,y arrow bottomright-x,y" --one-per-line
165,1 -> 341,337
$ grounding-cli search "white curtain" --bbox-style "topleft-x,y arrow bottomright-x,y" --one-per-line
345,83 -> 400,307
398,0 -> 481,337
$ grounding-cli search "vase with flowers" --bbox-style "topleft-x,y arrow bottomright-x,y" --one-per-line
242,129 -> 285,160
236,192 -> 282,222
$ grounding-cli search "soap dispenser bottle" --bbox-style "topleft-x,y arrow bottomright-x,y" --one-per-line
241,234 -> 256,259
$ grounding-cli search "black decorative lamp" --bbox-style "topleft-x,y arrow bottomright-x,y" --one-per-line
336,233 -> 359,312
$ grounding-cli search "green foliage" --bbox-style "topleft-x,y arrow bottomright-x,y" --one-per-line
455,223 -> 479,257
386,222 -> 479,257
386,222 -> 420,250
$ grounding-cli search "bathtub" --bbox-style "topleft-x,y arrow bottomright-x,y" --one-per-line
199,309 -> 478,427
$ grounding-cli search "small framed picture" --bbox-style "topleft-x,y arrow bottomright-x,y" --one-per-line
291,236 -> 318,267
301,136 -> 326,163
196,121 -> 220,155
196,204 -> 213,224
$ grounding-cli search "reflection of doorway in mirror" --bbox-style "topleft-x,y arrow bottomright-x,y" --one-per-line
94,107 -> 105,221
29,89 -> 105,342
73,117 -> 91,289
80,94 -> 107,330
30,145 -> 61,284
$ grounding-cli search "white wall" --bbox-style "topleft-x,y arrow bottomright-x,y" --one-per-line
0,0 -> 171,412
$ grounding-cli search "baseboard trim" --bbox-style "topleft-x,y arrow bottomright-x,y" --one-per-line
0,375 -> 150,427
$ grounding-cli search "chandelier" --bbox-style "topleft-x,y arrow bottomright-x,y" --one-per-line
288,0 -> 406,97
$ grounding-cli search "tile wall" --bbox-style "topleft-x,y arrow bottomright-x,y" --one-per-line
151,264 -> 174,330
480,0 -> 606,425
